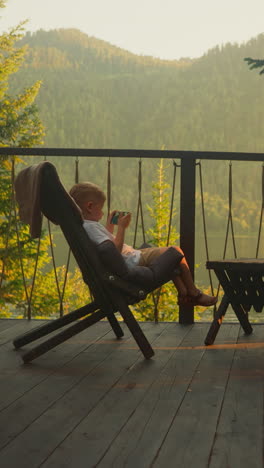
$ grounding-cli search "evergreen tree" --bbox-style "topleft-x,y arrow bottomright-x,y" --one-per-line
244,57 -> 264,75
0,2 -> 44,148
0,1 -> 44,316
0,2 -> 94,318
132,160 -> 180,321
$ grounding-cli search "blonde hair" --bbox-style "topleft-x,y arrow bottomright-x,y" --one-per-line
69,182 -> 106,211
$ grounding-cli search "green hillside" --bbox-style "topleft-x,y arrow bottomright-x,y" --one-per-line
10,29 -> 264,241
13,29 -> 264,152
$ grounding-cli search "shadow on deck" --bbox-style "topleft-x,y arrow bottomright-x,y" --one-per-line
0,319 -> 263,468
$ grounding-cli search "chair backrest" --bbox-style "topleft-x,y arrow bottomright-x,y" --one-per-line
39,162 -> 121,311
15,162 -> 183,311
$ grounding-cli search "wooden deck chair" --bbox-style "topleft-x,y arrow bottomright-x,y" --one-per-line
13,162 -> 183,363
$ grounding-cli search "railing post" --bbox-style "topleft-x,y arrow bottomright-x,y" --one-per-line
179,156 -> 196,324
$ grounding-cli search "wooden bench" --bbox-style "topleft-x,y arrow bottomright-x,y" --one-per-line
204,259 -> 264,345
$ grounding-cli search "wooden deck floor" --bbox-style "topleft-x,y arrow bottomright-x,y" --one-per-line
0,319 -> 263,468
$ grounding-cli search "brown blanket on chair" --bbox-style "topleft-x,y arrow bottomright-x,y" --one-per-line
15,162 -> 51,238
15,161 -> 83,238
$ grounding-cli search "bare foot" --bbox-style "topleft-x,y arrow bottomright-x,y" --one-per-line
178,290 -> 217,307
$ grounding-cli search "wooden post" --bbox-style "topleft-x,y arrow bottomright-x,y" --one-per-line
179,157 -> 196,324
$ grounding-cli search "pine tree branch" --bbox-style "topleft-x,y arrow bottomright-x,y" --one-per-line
244,57 -> 264,75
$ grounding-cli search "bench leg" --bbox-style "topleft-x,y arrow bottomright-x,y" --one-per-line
204,295 -> 229,345
231,302 -> 253,335
205,294 -> 253,346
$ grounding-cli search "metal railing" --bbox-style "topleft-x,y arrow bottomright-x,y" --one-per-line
0,147 -> 263,324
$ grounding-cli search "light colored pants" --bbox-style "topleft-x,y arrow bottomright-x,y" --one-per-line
138,247 -> 169,266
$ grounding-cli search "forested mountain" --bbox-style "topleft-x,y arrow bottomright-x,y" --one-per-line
13,28 -> 264,152
10,29 -> 264,240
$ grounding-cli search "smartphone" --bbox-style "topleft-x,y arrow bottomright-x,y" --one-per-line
110,211 -> 129,224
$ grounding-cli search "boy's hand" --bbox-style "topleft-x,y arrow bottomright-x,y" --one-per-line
117,212 -> 131,229
106,210 -> 116,233
114,212 -> 131,252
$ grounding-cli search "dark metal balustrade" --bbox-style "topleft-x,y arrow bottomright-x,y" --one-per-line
0,147 -> 263,324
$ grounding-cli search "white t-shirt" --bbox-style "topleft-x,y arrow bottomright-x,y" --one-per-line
83,220 -> 141,269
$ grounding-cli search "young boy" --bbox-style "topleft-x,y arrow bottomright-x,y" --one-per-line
69,182 -> 217,307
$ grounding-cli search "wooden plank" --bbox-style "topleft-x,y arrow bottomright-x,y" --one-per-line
0,319 -> 47,348
149,324 -> 241,468
208,325 -> 264,468
40,323 -> 195,468
1,323 -> 261,468
0,320 -> 50,388
0,324 -> 130,452
0,320 -> 22,333
93,324 -> 206,468
0,322 -> 166,467
0,321 -> 112,412
97,324 -> 240,468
